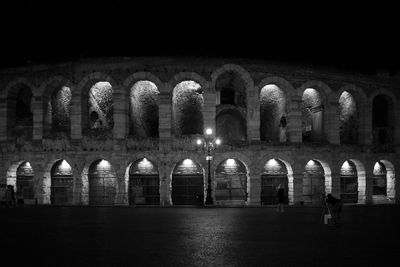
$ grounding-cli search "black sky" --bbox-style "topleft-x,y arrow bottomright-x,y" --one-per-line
2,2 -> 400,74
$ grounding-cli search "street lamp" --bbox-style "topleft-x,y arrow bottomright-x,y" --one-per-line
197,128 -> 221,205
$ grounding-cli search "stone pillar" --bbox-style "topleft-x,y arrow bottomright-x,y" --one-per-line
32,96 -> 43,140
247,86 -> 260,141
365,171 -> 374,205
325,101 -> 340,144
202,85 -> 216,134
0,98 -> 6,141
329,171 -> 341,198
359,103 -> 372,145
248,172 -> 261,205
159,89 -> 172,145
114,163 -> 128,206
113,86 -> 127,139
287,95 -> 302,143
159,166 -> 172,206
34,168 -> 45,205
70,92 -> 82,139
291,162 -> 304,205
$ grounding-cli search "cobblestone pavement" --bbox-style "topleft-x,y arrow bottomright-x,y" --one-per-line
1,205 -> 399,266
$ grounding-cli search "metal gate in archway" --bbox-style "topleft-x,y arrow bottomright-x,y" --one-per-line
51,160 -> 73,205
215,159 -> 248,203
16,162 -> 35,203
340,161 -> 358,203
129,158 -> 160,205
303,160 -> 325,205
261,159 -> 289,205
172,159 -> 204,205
88,160 -> 117,205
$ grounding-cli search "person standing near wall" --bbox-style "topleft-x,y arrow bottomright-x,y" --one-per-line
279,115 -> 287,143
276,184 -> 285,212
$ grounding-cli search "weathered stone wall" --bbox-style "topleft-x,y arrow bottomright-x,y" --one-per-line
0,57 -> 399,206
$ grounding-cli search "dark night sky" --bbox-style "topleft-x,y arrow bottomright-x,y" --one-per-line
1,2 -> 400,74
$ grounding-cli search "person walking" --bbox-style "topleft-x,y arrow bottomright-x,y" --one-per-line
276,184 -> 285,212
325,194 -> 343,225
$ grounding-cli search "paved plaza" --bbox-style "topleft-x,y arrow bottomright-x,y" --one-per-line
1,205 -> 399,266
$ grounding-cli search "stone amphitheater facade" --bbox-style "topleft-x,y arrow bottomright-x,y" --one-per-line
0,57 -> 399,206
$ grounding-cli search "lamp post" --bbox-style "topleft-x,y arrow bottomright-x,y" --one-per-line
197,128 -> 221,205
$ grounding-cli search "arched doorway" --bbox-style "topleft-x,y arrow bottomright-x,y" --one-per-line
171,159 -> 204,205
259,84 -> 287,142
261,159 -> 288,205
302,88 -> 324,142
215,158 -> 248,204
43,85 -> 72,137
88,159 -> 117,205
129,81 -> 159,138
373,161 -> 387,196
303,160 -> 325,205
129,158 -> 160,205
16,161 -> 35,203
7,84 -> 33,140
372,95 -> 394,145
340,161 -> 358,203
50,160 -> 73,205
172,81 -> 204,136
339,91 -> 358,144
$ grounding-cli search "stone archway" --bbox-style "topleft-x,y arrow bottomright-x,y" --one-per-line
214,158 -> 248,205
372,160 -> 395,204
261,159 -> 289,205
339,160 -> 359,203
128,158 -> 160,205
172,81 -> 204,136
171,159 -> 204,205
88,159 -> 117,205
50,159 -> 73,205
303,159 -> 331,205
15,161 -> 35,204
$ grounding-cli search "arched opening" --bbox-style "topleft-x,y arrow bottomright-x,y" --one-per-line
373,161 -> 387,197
43,85 -> 72,137
50,160 -> 73,205
302,88 -> 324,142
7,84 -> 33,140
340,160 -> 358,203
215,158 -> 248,204
261,159 -> 289,205
216,109 -> 247,143
215,71 -> 247,143
259,84 -> 287,142
303,160 -> 325,205
128,158 -> 160,205
88,159 -> 117,205
339,91 -> 358,144
82,81 -> 114,136
129,81 -> 159,138
171,159 -> 204,205
172,81 -> 204,136
372,95 -> 394,145
16,161 -> 35,203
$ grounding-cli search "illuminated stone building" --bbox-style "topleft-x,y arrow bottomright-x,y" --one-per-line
0,57 -> 398,206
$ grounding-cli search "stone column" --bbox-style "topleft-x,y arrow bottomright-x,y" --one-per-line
291,162 -> 304,205
32,96 -> 43,140
113,86 -> 127,139
248,172 -> 261,205
247,86 -> 260,141
114,162 -> 128,206
364,169 -> 374,205
359,103 -> 372,145
202,84 -> 216,134
159,89 -> 172,147
159,165 -> 172,206
70,91 -> 82,139
0,98 -> 6,141
325,100 -> 340,144
287,95 -> 302,143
